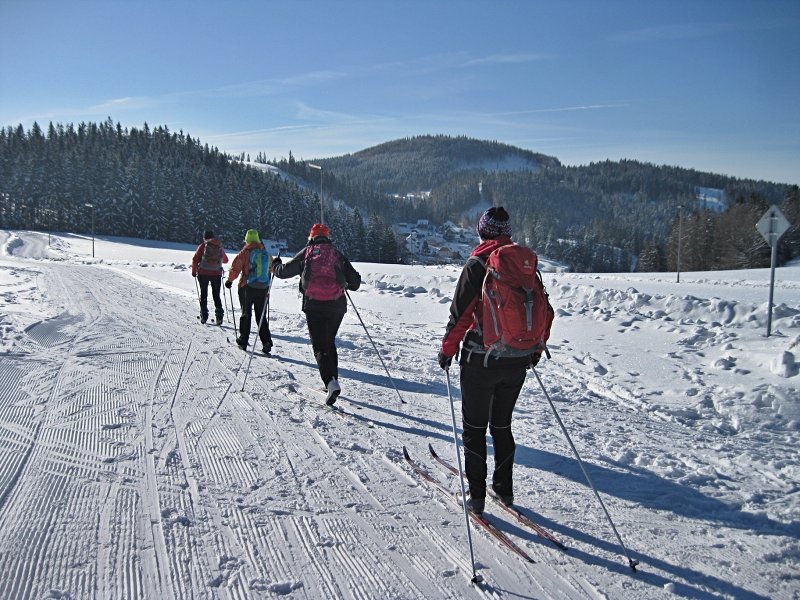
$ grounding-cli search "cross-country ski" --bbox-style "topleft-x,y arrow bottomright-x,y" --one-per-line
429,443 -> 568,550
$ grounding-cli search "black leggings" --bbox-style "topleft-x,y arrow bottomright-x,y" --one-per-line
197,275 -> 223,318
460,363 -> 526,499
238,286 -> 272,347
305,310 -> 344,386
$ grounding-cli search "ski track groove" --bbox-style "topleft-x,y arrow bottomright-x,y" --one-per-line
235,374 -> 470,599
0,317 -> 91,600
151,341 -> 225,600
297,405 -> 460,599
227,389 -> 358,597
247,390 -> 400,598
169,342 -> 368,588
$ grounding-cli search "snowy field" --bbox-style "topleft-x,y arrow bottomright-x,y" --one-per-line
0,229 -> 798,600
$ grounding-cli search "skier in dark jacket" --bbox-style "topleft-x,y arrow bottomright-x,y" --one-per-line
225,229 -> 276,354
437,207 -> 541,515
192,230 -> 229,324
271,223 -> 361,405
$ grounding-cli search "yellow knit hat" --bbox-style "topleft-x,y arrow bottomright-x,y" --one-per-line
244,229 -> 260,243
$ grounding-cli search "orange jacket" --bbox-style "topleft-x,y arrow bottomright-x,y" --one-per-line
227,242 -> 268,288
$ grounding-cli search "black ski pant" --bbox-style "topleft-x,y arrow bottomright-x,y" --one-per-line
305,310 -> 344,386
198,275 -> 224,320
460,363 -> 526,500
238,285 -> 272,349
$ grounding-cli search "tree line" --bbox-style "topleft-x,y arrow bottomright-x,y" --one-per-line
0,119 -> 399,262
639,189 -> 800,272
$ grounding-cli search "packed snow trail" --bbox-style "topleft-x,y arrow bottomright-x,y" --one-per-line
0,230 -> 797,599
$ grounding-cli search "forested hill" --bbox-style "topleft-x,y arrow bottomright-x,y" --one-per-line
269,135 -> 560,224
313,135 -> 560,192
0,119 -> 398,261
271,134 -> 799,272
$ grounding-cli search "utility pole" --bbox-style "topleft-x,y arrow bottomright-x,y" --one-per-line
676,205 -> 683,283
308,164 -> 324,224
84,203 -> 95,257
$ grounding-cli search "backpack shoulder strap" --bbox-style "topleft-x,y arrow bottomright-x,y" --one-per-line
469,255 -> 486,268
299,243 -> 315,292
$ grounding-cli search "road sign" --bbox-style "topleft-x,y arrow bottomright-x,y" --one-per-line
755,205 -> 791,337
756,205 -> 790,245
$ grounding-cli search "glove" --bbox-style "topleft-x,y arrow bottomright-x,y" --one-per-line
270,257 -> 282,272
530,352 -> 541,368
225,280 -> 233,289
437,351 -> 453,370
191,273 -> 197,278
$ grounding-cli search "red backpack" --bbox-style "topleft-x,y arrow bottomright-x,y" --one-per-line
199,240 -> 223,273
302,243 -> 344,301
475,243 -> 554,361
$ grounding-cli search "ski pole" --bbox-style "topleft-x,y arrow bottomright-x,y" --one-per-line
241,286 -> 263,391
444,368 -> 482,584
241,271 -> 274,392
221,269 -> 231,325
193,276 -> 203,321
345,290 -> 406,405
532,368 -> 639,571
228,284 -> 238,338
267,251 -> 280,322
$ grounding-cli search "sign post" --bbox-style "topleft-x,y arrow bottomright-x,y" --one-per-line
755,205 -> 790,336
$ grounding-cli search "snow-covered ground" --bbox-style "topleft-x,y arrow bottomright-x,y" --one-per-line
0,229 -> 798,600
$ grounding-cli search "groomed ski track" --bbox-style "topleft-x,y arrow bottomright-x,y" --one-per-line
1,231 -> 793,599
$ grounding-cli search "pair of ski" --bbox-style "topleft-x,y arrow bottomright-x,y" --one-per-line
302,385 -> 374,428
235,344 -> 276,358
196,315 -> 224,327
403,444 -> 566,565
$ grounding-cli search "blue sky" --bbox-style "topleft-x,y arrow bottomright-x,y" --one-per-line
2,0 -> 798,185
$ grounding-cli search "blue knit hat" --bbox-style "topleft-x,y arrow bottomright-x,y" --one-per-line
477,206 -> 512,239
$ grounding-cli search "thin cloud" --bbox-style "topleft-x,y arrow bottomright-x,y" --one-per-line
6,96 -> 159,126
56,70 -> 344,113
610,18 -> 791,43
487,103 -> 630,116
201,124 -> 319,147
295,102 -> 358,122
88,97 -> 157,112
281,70 -> 346,87
293,102 -> 402,128
464,53 -> 549,66
181,70 -> 346,100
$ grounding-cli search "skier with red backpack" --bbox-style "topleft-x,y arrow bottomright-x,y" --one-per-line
271,223 -> 361,405
192,230 -> 229,325
438,206 -> 554,515
225,229 -> 277,354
